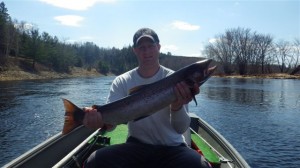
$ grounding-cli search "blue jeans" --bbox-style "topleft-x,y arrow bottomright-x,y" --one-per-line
84,136 -> 211,168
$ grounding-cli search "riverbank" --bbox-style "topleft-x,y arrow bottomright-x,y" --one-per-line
1,57 -> 299,81
215,73 -> 300,79
1,69 -> 299,82
0,67 -> 103,81
0,56 -> 106,81
1,56 -> 299,81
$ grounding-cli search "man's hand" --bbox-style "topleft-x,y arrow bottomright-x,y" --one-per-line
83,107 -> 104,129
83,108 -> 115,131
170,81 -> 200,111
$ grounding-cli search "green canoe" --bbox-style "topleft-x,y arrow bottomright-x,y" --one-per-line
4,114 -> 250,168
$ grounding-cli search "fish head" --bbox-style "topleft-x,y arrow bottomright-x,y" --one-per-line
185,59 -> 217,87
182,59 -> 217,106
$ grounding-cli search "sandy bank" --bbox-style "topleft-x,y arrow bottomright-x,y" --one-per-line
215,73 -> 300,79
0,67 -> 103,81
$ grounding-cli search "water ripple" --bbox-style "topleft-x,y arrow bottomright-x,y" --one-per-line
1,77 -> 299,168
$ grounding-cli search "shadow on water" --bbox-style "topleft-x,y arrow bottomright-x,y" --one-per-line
0,80 -> 67,111
0,81 -> 22,111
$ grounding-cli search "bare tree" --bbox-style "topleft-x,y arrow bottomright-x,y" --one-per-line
254,34 -> 273,73
290,38 -> 300,75
293,38 -> 300,66
232,28 -> 249,75
204,27 -> 274,75
204,30 -> 237,74
8,19 -> 22,56
273,40 -> 293,73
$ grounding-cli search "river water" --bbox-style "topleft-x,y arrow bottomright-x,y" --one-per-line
0,76 -> 299,167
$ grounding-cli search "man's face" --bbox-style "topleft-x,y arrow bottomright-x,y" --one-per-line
133,37 -> 161,67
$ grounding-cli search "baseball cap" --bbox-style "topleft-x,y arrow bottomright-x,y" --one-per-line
133,28 -> 160,47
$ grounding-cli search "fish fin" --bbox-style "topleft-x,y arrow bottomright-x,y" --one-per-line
192,95 -> 198,106
185,78 -> 198,106
129,84 -> 149,95
190,86 -> 198,106
62,99 -> 85,135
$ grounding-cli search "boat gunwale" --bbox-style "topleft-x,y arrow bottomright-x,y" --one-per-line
4,114 -> 250,168
191,114 -> 250,168
3,126 -> 95,168
3,132 -> 62,168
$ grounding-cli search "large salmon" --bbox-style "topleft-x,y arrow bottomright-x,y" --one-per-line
62,59 -> 216,134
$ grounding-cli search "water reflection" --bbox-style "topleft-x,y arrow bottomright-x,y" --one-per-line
194,77 -> 300,168
0,81 -> 22,111
204,78 -> 299,109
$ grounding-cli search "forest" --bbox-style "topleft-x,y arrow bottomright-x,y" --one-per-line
0,2 -> 299,76
0,2 -> 144,75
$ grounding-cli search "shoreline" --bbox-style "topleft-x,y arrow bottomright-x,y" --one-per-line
0,67 -> 105,82
1,56 -> 299,81
1,69 -> 299,82
215,73 -> 300,79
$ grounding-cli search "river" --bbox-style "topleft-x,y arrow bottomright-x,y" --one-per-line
0,76 -> 299,167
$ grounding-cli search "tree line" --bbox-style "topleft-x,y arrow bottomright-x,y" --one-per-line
0,2 -> 163,75
204,27 -> 300,75
1,2 -> 299,76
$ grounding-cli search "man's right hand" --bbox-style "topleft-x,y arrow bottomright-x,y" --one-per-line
83,107 -> 104,129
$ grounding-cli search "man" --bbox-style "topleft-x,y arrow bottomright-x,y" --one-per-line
83,28 -> 210,168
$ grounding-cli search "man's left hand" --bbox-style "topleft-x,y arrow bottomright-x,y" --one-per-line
170,81 -> 200,111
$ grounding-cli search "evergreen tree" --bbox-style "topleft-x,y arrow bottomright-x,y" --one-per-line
0,2 -> 9,64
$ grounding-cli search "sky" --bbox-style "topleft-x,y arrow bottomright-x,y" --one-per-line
2,0 -> 300,57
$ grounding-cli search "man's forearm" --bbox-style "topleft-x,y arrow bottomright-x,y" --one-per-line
170,106 -> 190,134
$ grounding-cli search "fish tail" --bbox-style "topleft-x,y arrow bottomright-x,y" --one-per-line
62,99 -> 85,135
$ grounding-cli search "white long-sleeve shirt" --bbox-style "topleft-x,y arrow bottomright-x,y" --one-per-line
106,65 -> 191,146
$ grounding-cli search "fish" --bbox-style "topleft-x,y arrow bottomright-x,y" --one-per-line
62,59 -> 217,134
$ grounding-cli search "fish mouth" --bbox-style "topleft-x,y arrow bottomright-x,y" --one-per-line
196,59 -> 217,86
